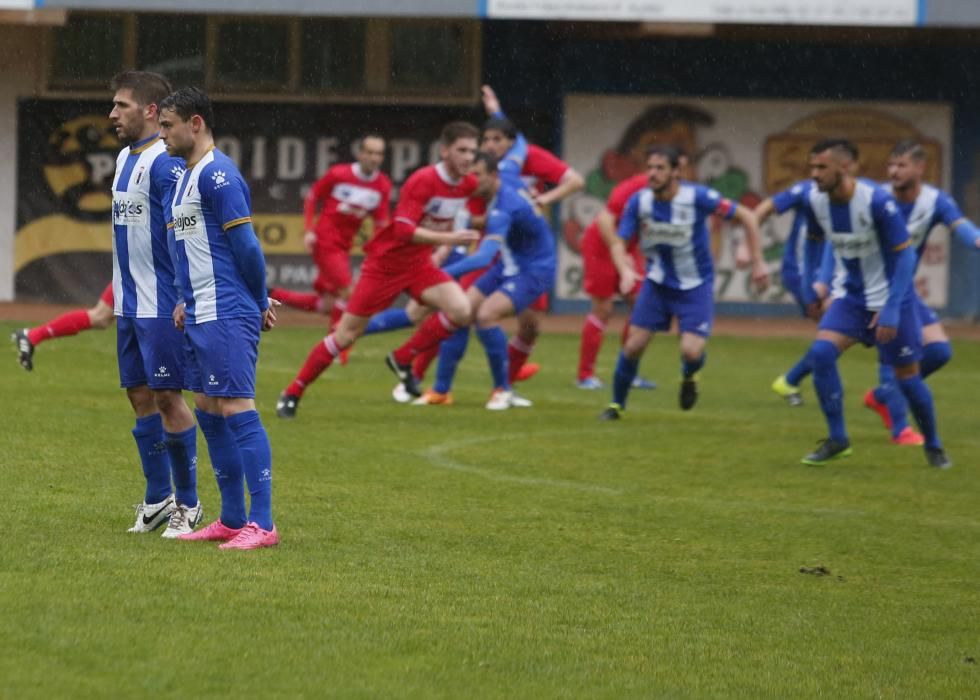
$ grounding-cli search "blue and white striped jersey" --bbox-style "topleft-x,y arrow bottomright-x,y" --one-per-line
890,182 -> 963,268
618,182 -> 736,290
802,178 -> 911,310
170,148 -> 261,324
111,135 -> 184,318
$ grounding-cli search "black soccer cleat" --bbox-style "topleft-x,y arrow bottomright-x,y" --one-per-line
11,328 -> 34,371
801,438 -> 853,466
925,446 -> 952,470
679,376 -> 698,411
598,403 -> 622,421
385,352 -> 420,398
276,392 -> 300,419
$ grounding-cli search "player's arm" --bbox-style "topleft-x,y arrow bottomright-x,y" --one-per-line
730,204 -> 769,292
443,205 -> 509,277
800,210 -> 827,319
935,193 -> 980,249
874,195 -> 915,338
525,146 -> 585,207
752,197 -> 776,226
303,170 -> 334,252
813,239 -> 834,301
373,178 -> 393,230
757,181 -> 807,225
607,195 -> 642,296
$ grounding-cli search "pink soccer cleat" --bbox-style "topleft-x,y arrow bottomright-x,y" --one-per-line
892,426 -> 925,446
218,522 -> 280,550
515,362 -> 540,382
863,389 -> 893,431
178,519 -> 243,542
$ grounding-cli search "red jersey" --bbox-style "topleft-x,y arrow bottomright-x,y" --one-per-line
304,163 -> 392,251
521,144 -> 570,194
365,162 -> 477,267
583,173 -> 649,250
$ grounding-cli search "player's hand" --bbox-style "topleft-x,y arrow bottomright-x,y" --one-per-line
481,85 -> 501,115
303,230 -> 317,254
262,299 -> 281,332
750,259 -> 770,292
734,241 -> 751,269
450,229 -> 481,245
812,281 -> 829,300
804,301 -> 822,321
172,303 -> 186,330
868,312 -> 898,344
618,265 -> 640,297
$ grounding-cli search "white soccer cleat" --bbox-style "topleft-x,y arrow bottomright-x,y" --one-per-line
392,382 -> 414,404
509,393 -> 533,408
485,388 -> 514,411
127,495 -> 176,533
161,501 -> 204,539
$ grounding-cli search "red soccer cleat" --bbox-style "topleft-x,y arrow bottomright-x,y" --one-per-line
892,426 -> 925,446
514,362 -> 540,383
863,388 -> 893,431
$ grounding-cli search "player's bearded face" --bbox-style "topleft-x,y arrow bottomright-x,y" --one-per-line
109,89 -> 147,144
480,130 -> 513,159
646,155 -> 675,193
888,155 -> 920,191
442,137 -> 478,180
473,162 -> 496,198
809,151 -> 845,193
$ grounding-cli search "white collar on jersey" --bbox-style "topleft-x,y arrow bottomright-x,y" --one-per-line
435,161 -> 461,186
352,162 -> 380,182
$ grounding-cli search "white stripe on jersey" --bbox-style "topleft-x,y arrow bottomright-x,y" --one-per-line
637,185 -> 704,289
174,151 -> 219,323
900,183 -> 940,249
112,140 -> 167,318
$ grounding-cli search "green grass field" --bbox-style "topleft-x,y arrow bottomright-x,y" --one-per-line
2,319 -> 978,698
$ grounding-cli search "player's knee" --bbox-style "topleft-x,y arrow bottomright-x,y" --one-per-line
154,390 -> 187,417
126,386 -> 156,415
806,339 -> 839,370
444,300 -> 471,327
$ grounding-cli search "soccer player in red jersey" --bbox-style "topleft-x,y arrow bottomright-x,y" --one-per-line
11,283 -> 115,371
276,122 -> 480,418
478,86 -> 584,386
575,173 -> 650,388
270,135 -> 391,330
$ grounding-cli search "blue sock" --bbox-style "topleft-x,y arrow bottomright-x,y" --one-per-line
164,425 -> 198,507
784,354 -> 811,387
807,340 -> 848,443
363,308 -> 411,335
132,414 -> 172,504
195,409 -> 247,529
476,326 -> 510,390
681,352 -> 705,378
433,327 -> 470,394
898,374 -> 941,449
921,341 -> 952,379
226,410 -> 274,531
873,364 -> 910,437
612,351 -> 640,409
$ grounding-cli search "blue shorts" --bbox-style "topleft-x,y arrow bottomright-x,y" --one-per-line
781,270 -> 807,317
914,294 -> 940,327
183,316 -> 261,398
630,278 -> 714,337
474,262 -> 554,315
117,317 -> 186,390
819,294 -> 922,366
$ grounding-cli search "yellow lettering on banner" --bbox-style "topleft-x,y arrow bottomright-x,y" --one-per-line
15,213 -> 376,271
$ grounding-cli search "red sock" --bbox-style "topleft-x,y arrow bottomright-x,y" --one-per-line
412,344 -> 441,382
507,336 -> 534,384
285,334 -> 342,397
392,312 -> 458,365
577,314 -> 606,381
29,310 -> 91,346
270,287 -> 320,313
620,321 -> 631,347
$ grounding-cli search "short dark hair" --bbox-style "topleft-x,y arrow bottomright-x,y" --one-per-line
110,71 -> 172,108
441,121 -> 480,146
159,87 -> 215,131
482,116 -> 518,141
810,138 -> 859,161
473,151 -> 499,173
645,144 -> 682,168
891,139 -> 926,162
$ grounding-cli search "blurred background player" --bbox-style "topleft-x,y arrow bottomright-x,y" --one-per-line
269,135 -> 391,337
413,153 -> 556,408
477,85 -> 585,386
599,144 -> 768,420
793,139 -> 948,468
11,283 -> 114,371
159,87 -> 279,549
107,71 -> 201,537
276,122 -> 480,417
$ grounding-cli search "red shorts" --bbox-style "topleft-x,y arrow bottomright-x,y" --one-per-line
459,266 -> 489,291
347,259 -> 453,317
581,229 -> 643,299
313,245 -> 353,296
99,282 -> 114,306
529,292 -> 549,312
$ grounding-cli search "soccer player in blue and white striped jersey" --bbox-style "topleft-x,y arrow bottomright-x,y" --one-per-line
109,71 -> 201,537
159,87 -> 279,550
599,144 -> 769,419
796,139 -> 950,468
